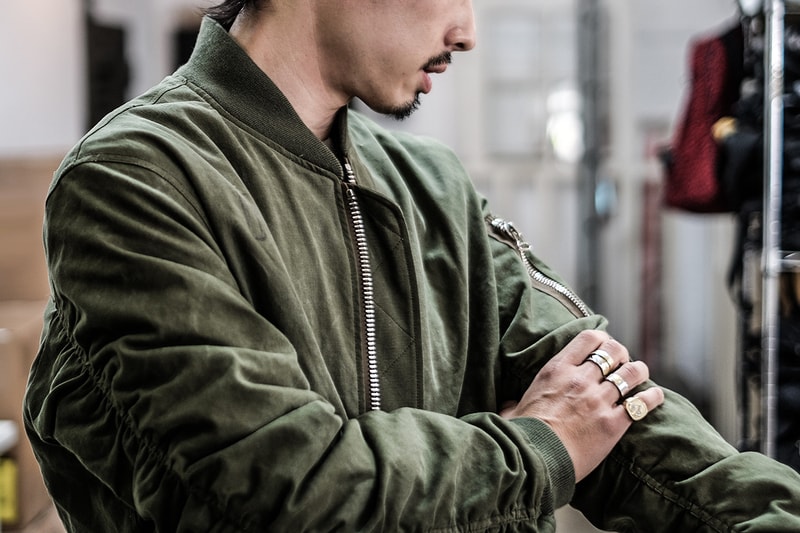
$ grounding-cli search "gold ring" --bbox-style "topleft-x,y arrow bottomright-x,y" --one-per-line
605,372 -> 630,398
591,349 -> 614,369
624,397 -> 648,421
585,350 -> 614,377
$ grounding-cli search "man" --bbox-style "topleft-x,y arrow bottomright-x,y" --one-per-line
24,0 -> 800,531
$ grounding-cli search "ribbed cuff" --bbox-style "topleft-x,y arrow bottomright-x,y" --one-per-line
510,417 -> 576,508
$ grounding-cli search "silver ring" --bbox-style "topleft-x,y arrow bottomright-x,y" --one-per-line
591,349 -> 614,369
585,350 -> 614,377
624,397 -> 648,421
605,372 -> 630,398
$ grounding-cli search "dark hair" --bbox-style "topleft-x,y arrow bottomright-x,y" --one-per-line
204,0 -> 259,29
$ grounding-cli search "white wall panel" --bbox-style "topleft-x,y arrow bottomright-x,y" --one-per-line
0,0 -> 84,156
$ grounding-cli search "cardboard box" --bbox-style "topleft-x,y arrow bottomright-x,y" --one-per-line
0,156 -> 66,532
0,157 -> 57,301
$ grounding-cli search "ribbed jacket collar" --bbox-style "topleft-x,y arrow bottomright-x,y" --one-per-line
177,17 -> 345,176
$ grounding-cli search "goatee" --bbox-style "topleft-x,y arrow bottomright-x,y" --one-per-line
386,93 -> 422,121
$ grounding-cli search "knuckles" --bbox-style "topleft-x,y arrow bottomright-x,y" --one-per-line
574,329 -> 608,346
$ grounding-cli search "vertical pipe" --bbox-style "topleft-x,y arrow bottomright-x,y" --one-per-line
761,0 -> 784,459
577,0 -> 602,306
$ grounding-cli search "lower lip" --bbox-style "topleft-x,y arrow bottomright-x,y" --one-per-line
422,72 -> 433,94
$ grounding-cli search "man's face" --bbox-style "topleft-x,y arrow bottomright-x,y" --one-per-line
315,0 -> 476,119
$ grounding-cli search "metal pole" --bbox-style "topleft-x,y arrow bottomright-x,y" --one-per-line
577,0 -> 602,307
761,0 -> 784,459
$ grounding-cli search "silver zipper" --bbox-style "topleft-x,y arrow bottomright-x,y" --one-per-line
488,215 -> 592,318
343,160 -> 381,411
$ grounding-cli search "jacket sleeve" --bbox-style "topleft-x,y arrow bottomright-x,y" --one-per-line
574,389 -> 800,532
25,158 -> 578,533
482,206 -> 800,531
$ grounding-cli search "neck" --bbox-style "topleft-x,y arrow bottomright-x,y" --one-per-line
228,7 -> 346,141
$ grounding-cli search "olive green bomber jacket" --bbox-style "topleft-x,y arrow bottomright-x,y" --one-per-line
24,17 -> 800,532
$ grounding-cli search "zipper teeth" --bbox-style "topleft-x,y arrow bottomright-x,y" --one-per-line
490,216 -> 591,318
526,261 -> 591,317
344,161 -> 381,411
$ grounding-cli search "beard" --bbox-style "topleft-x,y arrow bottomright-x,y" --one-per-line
383,93 -> 422,121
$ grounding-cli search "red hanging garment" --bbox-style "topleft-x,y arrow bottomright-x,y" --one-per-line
664,24 -> 744,213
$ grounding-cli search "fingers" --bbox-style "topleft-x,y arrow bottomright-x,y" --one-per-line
602,362 -> 664,423
568,330 -> 663,422
571,330 -> 630,378
602,360 -> 649,402
509,331 -> 665,480
527,329 -> 663,424
618,386 -> 665,422
560,330 -> 613,366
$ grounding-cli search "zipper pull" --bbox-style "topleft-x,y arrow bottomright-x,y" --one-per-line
489,216 -> 530,252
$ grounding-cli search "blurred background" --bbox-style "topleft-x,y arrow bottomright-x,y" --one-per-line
0,0 -> 775,532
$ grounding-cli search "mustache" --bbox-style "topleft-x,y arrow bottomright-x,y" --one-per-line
423,51 -> 452,70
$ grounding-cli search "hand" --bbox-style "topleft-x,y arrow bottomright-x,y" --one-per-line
500,330 -> 664,482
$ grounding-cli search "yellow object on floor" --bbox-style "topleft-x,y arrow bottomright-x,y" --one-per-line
0,457 -> 19,525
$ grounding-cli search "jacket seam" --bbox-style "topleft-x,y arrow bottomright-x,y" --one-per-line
73,78 -> 187,157
55,155 -> 207,224
608,451 -> 730,532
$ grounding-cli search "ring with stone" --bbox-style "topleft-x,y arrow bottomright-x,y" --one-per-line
623,396 -> 648,421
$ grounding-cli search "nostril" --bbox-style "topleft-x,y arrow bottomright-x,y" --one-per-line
446,22 -> 477,52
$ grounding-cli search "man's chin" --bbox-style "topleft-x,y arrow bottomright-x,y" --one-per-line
375,93 -> 422,121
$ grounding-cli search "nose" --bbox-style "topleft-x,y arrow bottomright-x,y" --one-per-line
446,1 -> 477,52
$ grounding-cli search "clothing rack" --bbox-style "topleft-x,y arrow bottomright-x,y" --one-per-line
731,0 -> 800,465
665,0 -> 800,466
